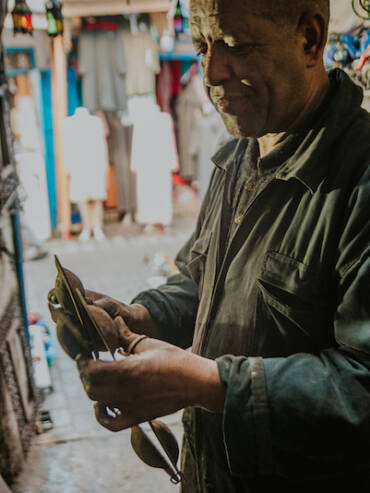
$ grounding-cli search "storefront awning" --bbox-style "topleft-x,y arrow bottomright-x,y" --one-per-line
62,0 -> 172,18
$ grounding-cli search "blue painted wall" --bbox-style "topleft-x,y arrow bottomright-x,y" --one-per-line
40,69 -> 57,230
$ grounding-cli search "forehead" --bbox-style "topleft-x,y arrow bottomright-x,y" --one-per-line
190,0 -> 267,37
190,0 -> 259,15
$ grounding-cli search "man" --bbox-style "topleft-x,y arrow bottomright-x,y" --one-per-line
50,0 -> 370,491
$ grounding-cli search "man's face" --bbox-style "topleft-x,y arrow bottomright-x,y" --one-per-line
190,0 -> 310,138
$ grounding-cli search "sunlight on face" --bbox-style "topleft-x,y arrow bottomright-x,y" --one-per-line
190,0 -> 309,138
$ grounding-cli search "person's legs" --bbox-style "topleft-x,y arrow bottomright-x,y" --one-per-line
90,200 -> 105,240
78,201 -> 91,241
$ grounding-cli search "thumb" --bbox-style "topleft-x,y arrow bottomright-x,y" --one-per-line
114,317 -> 169,355
113,316 -> 138,349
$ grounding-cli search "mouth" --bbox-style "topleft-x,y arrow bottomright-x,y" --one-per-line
215,95 -> 247,114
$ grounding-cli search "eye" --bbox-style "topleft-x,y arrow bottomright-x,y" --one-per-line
226,43 -> 255,55
194,41 -> 208,56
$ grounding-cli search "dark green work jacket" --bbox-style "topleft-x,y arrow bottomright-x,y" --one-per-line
133,69 -> 370,492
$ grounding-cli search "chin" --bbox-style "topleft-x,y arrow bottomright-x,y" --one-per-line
221,113 -> 263,139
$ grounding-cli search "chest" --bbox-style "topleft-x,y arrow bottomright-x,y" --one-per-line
188,174 -> 344,357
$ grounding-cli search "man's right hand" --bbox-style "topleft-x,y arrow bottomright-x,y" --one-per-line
93,297 -> 161,339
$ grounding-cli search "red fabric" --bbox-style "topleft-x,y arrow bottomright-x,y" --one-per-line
170,60 -> 181,96
156,61 -> 173,112
172,172 -> 190,186
83,21 -> 119,31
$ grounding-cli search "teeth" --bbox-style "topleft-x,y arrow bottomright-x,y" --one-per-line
241,79 -> 252,87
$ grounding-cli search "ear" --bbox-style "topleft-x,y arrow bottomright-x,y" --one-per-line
297,12 -> 327,68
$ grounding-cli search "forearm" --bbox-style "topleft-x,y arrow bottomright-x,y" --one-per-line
217,348 -> 370,479
131,276 -> 199,349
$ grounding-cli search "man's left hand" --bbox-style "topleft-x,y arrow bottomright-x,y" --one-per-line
76,316 -> 226,431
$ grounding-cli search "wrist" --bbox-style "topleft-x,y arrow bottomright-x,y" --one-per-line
186,354 -> 226,413
129,304 -> 161,339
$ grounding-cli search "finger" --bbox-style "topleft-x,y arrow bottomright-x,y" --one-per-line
76,355 -> 121,401
113,316 -> 138,349
113,317 -> 162,355
49,304 -> 91,359
94,402 -> 131,432
85,290 -> 106,303
94,298 -> 127,319
48,301 -> 60,324
47,288 -> 58,305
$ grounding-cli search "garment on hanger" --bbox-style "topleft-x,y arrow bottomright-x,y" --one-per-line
176,73 -> 228,189
130,99 -> 178,226
176,73 -> 207,180
122,27 -> 160,98
79,27 -> 127,111
189,107 -> 229,199
156,60 -> 182,113
105,112 -> 137,215
63,107 -> 108,203
156,61 -> 172,113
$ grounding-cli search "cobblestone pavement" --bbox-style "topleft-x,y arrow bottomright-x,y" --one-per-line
11,216 -> 196,493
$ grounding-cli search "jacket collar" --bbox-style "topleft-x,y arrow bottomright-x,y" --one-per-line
211,138 -> 245,171
212,69 -> 365,193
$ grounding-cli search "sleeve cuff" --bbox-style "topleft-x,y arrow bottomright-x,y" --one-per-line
216,355 -> 274,478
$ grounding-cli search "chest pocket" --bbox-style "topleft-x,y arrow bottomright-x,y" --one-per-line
257,251 -> 318,315
186,230 -> 212,299
256,252 -> 335,352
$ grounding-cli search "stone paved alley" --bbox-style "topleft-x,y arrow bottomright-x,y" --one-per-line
11,216 -> 195,493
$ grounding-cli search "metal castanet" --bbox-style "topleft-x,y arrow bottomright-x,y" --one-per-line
51,255 -> 182,484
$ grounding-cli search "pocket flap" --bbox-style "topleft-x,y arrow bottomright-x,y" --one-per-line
190,230 -> 212,257
259,251 -> 315,299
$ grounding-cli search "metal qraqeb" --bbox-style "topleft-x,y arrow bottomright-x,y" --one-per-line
53,255 -> 182,484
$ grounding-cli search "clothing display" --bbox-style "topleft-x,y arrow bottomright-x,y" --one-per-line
130,99 -> 178,226
105,112 -> 136,215
189,106 -> 229,199
15,151 -> 51,242
156,61 -> 173,113
176,73 -> 227,186
132,69 -> 370,491
63,107 -> 108,203
10,96 -> 43,152
122,27 -> 160,98
79,27 -> 127,112
156,60 -> 182,113
10,94 -> 51,241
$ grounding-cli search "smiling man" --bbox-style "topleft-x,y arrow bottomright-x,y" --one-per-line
50,1 -> 370,492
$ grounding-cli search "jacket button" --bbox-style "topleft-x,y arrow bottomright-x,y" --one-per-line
235,213 -> 243,224
245,180 -> 256,191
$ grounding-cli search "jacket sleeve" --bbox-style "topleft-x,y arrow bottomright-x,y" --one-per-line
131,169 -> 219,349
216,166 -> 370,480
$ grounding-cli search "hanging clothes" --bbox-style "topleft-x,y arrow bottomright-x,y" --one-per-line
105,112 -> 137,215
157,60 -> 182,113
122,27 -> 160,98
130,99 -> 178,226
189,107 -> 229,199
156,61 -> 172,113
176,73 -> 227,182
63,107 -> 108,203
79,26 -> 127,112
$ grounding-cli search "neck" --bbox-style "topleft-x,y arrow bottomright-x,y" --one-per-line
258,71 -> 330,158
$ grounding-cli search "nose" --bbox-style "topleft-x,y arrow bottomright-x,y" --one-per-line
202,41 -> 231,87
